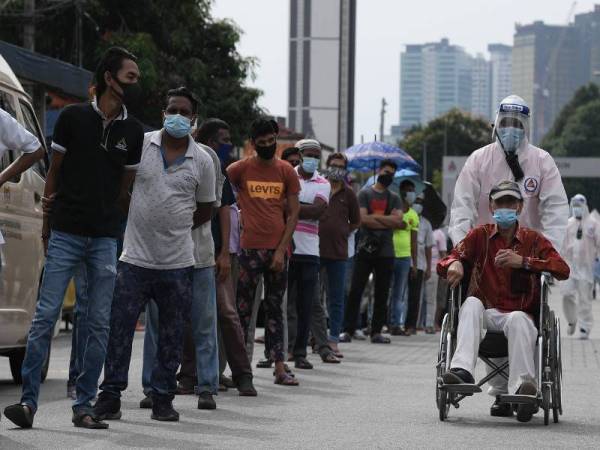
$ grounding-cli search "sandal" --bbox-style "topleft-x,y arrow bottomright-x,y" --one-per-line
72,413 -> 109,429
272,364 -> 293,376
294,357 -> 314,369
4,404 -> 34,429
321,352 -> 341,364
274,372 -> 299,386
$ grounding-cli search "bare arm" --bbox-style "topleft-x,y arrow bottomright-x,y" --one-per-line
298,197 -> 327,220
271,193 -> 300,272
215,205 -> 231,281
425,245 -> 433,278
40,151 -> 64,252
117,170 -> 137,216
373,209 -> 405,229
411,230 -> 418,268
193,202 -> 214,229
0,147 -> 45,187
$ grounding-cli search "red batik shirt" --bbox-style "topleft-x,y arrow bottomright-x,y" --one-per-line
437,224 -> 569,315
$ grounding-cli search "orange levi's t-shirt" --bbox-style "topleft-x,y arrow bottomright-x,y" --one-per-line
227,157 -> 301,250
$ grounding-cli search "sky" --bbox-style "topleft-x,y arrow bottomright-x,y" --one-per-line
212,0 -> 598,146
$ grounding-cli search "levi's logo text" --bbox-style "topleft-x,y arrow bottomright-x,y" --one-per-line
247,181 -> 284,199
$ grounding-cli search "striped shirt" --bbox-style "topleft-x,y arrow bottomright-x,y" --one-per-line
292,168 -> 331,257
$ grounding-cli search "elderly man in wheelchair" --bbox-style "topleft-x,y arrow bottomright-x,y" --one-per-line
436,180 -> 569,423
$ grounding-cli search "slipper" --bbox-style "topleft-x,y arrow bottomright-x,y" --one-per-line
72,413 -> 109,429
272,364 -> 294,376
274,372 -> 299,386
321,353 -> 341,364
4,404 -> 34,429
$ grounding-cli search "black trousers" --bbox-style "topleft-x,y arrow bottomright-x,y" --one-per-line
406,269 -> 424,330
343,256 -> 394,335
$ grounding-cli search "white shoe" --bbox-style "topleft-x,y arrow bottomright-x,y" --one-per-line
352,330 -> 367,341
567,323 -> 577,336
578,328 -> 590,340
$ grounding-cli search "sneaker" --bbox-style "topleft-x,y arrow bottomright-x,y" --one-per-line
197,392 -> 216,410
67,382 -> 77,400
441,368 -> 475,385
515,381 -> 538,423
567,323 -> 576,336
578,328 -> 590,340
93,392 -> 122,421
151,401 -> 180,421
370,333 -> 391,344
235,374 -> 258,397
490,396 -> 513,417
139,395 -> 153,409
339,332 -> 352,343
353,330 -> 367,341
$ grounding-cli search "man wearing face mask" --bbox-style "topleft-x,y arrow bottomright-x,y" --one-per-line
390,180 -> 420,335
341,159 -> 405,344
449,95 -> 568,253
93,87 -> 216,424
3,47 -> 144,430
227,118 -> 301,386
438,180 -> 569,422
282,146 -> 302,168
560,194 -> 600,340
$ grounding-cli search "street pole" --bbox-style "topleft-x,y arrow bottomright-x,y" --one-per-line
423,141 -> 427,180
379,97 -> 387,143
23,0 -> 35,51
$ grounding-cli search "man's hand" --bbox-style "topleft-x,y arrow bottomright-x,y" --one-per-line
447,260 -> 464,288
42,193 -> 56,217
410,266 -> 417,279
494,249 -> 523,269
425,267 -> 432,280
270,248 -> 286,273
215,251 -> 231,282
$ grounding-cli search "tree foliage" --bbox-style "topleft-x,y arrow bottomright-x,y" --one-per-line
0,0 -> 262,144
399,109 -> 492,190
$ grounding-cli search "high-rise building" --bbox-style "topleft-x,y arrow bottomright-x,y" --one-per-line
288,0 -> 356,150
488,43 -> 512,117
574,5 -> 600,85
471,54 -> 491,120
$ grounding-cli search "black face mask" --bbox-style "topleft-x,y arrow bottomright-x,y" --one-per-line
114,79 -> 142,109
255,143 -> 276,160
377,173 -> 394,188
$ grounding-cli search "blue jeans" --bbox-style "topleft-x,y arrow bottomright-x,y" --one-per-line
390,257 -> 411,327
21,230 -> 117,413
321,258 -> 348,342
68,265 -> 88,386
145,266 -> 218,395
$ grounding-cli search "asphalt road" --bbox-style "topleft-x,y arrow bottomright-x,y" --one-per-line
0,290 -> 599,449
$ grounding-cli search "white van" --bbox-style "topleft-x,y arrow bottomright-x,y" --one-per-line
0,54 -> 52,383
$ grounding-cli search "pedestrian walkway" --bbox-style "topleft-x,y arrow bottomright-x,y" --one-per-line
0,290 -> 598,449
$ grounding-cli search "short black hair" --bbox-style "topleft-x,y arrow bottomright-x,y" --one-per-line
196,118 -> 230,145
250,117 -> 279,141
399,179 -> 415,190
326,152 -> 348,168
379,159 -> 397,171
95,46 -> 137,98
166,86 -> 198,114
282,146 -> 300,161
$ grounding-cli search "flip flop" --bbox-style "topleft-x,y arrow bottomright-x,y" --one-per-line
274,372 -> 299,386
321,353 -> 341,364
4,404 -> 34,429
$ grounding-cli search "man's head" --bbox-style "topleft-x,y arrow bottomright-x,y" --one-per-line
282,146 -> 301,167
376,159 -> 397,188
250,118 -> 279,160
325,152 -> 348,182
493,95 -> 530,153
295,139 -> 322,174
163,87 -> 198,139
570,193 -> 587,220
399,179 -> 416,205
197,118 -> 232,164
488,180 -> 524,228
95,47 -> 141,106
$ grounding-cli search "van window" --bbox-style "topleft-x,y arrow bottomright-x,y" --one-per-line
0,91 -> 17,118
19,99 -> 47,178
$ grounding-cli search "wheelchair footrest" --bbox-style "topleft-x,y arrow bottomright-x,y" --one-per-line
439,383 -> 482,394
498,394 -> 538,405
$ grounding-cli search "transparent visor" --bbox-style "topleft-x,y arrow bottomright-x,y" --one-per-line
493,109 -> 530,142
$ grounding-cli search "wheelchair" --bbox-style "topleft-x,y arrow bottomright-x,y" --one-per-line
435,272 -> 563,425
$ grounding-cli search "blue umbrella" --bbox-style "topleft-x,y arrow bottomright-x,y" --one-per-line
344,141 -> 421,173
364,169 -> 426,195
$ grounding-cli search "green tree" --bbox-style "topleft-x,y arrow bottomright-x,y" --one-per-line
399,109 -> 492,190
0,0 -> 262,144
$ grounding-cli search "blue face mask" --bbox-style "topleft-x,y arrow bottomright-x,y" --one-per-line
217,143 -> 233,166
164,114 -> 191,139
301,157 -> 319,174
493,208 -> 519,229
498,127 -> 525,153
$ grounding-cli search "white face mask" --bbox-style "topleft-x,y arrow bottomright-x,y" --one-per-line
412,204 -> 423,215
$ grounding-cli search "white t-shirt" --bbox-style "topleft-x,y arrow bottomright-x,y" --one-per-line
415,216 -> 434,271
0,108 -> 41,244
120,130 -> 216,270
292,168 -> 330,257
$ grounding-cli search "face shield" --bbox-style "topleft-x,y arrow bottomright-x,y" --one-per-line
493,95 -> 531,154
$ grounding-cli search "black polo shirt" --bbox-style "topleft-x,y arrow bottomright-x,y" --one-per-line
50,102 -> 143,238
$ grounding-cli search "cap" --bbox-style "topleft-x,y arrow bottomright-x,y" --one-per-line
295,139 -> 321,152
489,180 -> 523,201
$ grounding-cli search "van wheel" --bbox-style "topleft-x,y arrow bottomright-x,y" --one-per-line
9,344 -> 51,384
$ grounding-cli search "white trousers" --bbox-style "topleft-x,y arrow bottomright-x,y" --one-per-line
562,278 -> 594,332
450,297 -> 537,394
423,272 -> 439,328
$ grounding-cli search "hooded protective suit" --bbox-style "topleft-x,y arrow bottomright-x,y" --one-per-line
561,194 -> 600,336
449,95 -> 569,252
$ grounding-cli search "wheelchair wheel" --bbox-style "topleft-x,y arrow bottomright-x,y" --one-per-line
551,313 -> 562,423
436,314 -> 452,421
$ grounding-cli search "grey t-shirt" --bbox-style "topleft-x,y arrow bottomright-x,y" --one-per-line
358,186 -> 402,258
120,131 -> 216,270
